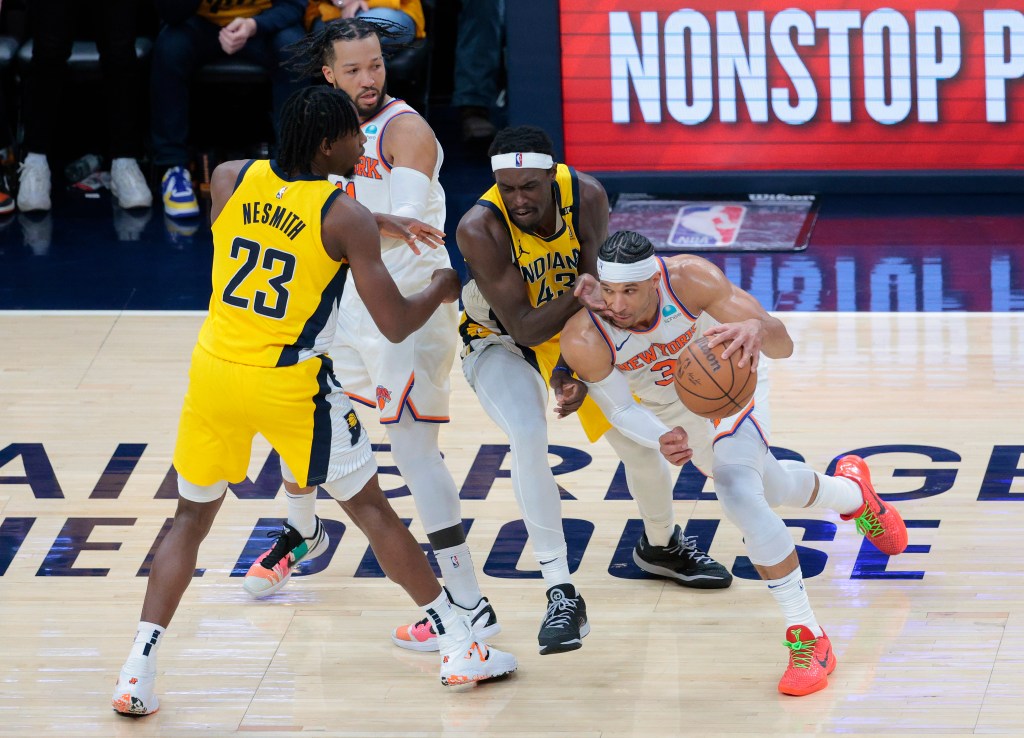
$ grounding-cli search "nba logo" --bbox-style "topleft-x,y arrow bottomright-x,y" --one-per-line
668,204 -> 746,247
515,153 -> 523,167
451,555 -> 460,569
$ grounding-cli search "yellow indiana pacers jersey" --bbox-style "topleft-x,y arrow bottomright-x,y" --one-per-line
467,163 -> 611,441
197,0 -> 272,26
199,159 -> 348,368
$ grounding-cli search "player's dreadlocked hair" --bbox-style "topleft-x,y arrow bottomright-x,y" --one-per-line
488,125 -> 555,158
277,87 -> 361,175
599,231 -> 655,263
284,18 -> 407,81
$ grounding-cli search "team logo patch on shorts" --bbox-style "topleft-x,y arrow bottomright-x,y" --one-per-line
376,385 -> 392,411
344,409 -> 362,445
668,204 -> 746,247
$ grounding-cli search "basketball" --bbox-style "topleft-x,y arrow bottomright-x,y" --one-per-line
673,336 -> 756,419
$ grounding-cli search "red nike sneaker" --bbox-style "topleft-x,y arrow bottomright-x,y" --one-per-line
837,455 -> 909,555
778,624 -> 837,696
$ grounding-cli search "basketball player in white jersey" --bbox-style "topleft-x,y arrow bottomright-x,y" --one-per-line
560,230 -> 911,696
456,126 -> 732,655
241,19 -> 500,652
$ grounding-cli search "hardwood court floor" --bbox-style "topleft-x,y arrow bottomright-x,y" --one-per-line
1,311 -> 1023,737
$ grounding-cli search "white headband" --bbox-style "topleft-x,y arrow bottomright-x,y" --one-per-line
597,256 -> 660,283
491,152 -> 554,171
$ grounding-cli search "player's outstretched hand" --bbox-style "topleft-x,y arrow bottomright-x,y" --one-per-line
659,426 -> 693,466
375,214 -> 445,255
430,268 -> 462,304
574,273 -> 610,316
704,319 -> 764,371
551,371 -> 588,418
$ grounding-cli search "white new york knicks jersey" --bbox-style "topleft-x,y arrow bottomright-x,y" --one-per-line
330,98 -> 446,255
588,257 -> 772,453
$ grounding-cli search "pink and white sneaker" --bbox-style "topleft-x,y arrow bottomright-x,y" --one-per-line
392,594 -> 501,652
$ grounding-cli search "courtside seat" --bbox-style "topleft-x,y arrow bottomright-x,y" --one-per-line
17,38 -> 153,81
384,0 -> 434,115
197,58 -> 268,85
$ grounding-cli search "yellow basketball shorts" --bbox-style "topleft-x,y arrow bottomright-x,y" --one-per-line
173,344 -> 372,488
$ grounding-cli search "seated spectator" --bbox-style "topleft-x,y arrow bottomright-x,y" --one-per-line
454,0 -> 503,142
152,0 -> 306,218
18,0 -> 151,213
304,1 -> 422,47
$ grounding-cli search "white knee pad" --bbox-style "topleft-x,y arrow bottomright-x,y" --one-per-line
713,463 -> 794,567
763,458 -> 817,509
387,416 -> 462,533
177,476 -> 228,503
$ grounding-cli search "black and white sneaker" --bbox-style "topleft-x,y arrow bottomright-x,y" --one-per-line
538,583 -> 589,655
633,524 -> 733,589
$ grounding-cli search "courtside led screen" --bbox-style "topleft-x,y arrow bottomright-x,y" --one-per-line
559,1 -> 1024,172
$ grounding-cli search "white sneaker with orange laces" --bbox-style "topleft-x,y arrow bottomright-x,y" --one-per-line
440,640 -> 517,687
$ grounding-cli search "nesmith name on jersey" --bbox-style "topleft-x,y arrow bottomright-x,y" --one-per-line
241,202 -> 307,240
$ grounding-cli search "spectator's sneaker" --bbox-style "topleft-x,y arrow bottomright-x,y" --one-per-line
111,158 -> 153,209
111,663 -> 159,716
243,517 -> 329,599
392,593 -> 501,652
778,624 -> 837,696
633,524 -> 733,589
0,170 -> 14,215
460,106 -> 497,142
538,583 -> 589,655
439,637 -> 517,687
161,166 -> 199,218
16,158 -> 51,212
837,455 -> 908,555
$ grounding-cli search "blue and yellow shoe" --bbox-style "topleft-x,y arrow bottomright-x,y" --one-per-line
161,166 -> 199,219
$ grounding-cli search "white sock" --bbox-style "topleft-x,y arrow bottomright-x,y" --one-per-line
644,520 -> 674,547
538,553 -> 572,589
126,621 -> 165,672
25,152 -> 48,167
424,589 -> 472,655
434,543 -> 484,608
286,490 -> 316,538
765,568 -> 822,637
808,474 -> 864,516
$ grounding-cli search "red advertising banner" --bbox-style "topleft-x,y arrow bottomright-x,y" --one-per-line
559,1 -> 1024,171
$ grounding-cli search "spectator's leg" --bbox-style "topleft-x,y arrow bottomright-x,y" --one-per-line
150,17 -> 221,169
96,0 -> 143,160
357,8 -> 417,48
452,0 -> 504,141
23,0 -> 77,157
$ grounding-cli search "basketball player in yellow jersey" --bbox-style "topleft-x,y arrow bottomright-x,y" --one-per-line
456,126 -> 732,656
111,87 -> 516,718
